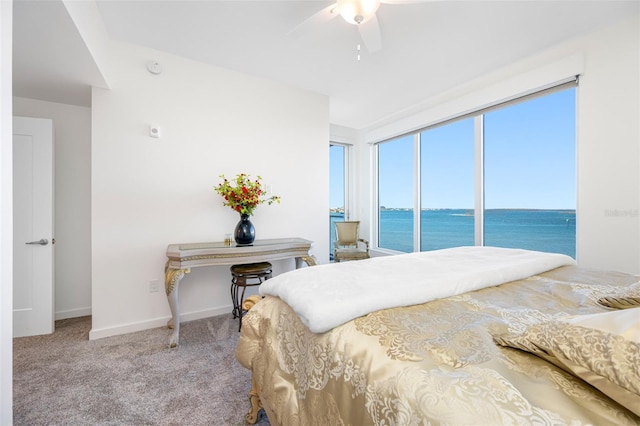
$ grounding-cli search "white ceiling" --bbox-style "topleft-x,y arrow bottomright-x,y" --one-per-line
12,0 -> 639,130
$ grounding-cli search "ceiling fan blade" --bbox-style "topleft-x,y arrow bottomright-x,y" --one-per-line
358,14 -> 382,53
287,3 -> 339,38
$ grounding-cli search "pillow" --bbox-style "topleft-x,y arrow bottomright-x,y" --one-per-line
494,308 -> 640,416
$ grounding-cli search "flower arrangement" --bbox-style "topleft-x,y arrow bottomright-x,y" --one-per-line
214,173 -> 280,216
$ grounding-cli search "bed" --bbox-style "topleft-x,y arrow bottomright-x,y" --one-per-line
235,246 -> 640,425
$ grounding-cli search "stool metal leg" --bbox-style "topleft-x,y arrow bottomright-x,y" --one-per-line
230,265 -> 272,332
238,284 -> 248,332
231,276 -> 245,320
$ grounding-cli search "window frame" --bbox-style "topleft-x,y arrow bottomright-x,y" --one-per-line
330,142 -> 354,259
373,79 -> 577,254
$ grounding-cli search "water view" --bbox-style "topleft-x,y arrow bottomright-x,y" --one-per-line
331,208 -> 576,259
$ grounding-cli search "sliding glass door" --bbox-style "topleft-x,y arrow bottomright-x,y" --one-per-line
330,143 -> 347,259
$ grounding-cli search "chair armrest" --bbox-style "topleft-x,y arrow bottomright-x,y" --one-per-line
358,239 -> 369,250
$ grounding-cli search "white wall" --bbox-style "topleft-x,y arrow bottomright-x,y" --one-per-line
361,15 -> 640,274
13,97 -> 92,320
62,0 -> 111,89
576,16 -> 639,274
0,0 -> 12,422
90,41 -> 329,339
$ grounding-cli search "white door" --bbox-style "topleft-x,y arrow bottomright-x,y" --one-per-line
13,116 -> 54,338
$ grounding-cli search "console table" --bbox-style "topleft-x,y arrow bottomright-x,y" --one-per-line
164,237 -> 316,347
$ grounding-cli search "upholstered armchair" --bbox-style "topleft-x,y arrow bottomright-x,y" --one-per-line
333,221 -> 370,262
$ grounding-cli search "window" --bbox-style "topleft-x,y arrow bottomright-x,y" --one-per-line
374,83 -> 576,258
484,89 -> 576,257
378,135 -> 414,252
420,118 -> 475,251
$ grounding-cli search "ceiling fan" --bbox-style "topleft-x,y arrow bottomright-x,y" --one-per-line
288,0 -> 433,54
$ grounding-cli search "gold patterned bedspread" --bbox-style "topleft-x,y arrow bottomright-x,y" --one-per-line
236,266 -> 640,425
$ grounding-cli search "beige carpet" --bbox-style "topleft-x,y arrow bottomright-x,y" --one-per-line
13,315 -> 270,425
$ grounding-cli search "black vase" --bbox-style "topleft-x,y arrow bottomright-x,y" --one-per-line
234,214 -> 255,246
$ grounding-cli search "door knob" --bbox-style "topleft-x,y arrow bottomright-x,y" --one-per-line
25,238 -> 48,246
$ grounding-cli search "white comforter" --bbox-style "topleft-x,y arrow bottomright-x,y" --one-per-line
259,246 -> 576,333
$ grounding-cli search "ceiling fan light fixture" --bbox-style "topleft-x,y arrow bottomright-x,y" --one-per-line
337,0 -> 380,25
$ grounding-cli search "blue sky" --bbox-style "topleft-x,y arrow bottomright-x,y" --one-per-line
332,88 -> 576,210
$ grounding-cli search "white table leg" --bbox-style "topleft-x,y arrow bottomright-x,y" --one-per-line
298,255 -> 317,268
164,266 -> 190,348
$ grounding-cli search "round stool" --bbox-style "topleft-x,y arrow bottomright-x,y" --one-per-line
230,262 -> 272,331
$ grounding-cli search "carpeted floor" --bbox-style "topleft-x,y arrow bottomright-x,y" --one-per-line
13,314 -> 270,425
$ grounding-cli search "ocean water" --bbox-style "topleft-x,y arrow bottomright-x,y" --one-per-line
330,209 -> 576,259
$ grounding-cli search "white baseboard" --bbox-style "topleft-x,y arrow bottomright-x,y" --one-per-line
88,305 -> 233,340
55,307 -> 92,321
